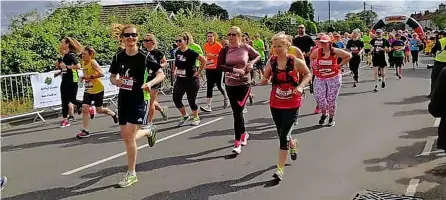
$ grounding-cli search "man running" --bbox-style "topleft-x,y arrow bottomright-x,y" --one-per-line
370,29 -> 390,92
292,24 -> 315,92
109,24 -> 165,188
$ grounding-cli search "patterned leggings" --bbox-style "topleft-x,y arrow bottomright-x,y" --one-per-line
313,74 -> 342,117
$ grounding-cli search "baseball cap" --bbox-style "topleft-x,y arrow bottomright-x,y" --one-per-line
376,29 -> 383,33
320,35 -> 331,43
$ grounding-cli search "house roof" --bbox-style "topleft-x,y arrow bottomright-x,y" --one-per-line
100,3 -> 161,22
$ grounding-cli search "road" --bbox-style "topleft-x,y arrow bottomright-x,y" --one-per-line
1,56 -> 444,200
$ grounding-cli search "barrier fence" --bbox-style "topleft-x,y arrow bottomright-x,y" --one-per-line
0,59 -> 176,123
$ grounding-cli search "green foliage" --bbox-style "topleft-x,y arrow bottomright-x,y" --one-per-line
432,12 -> 446,30
262,12 -> 317,35
201,3 -> 229,20
346,10 -> 378,26
1,1 -> 272,75
156,0 -> 228,19
1,100 -> 33,117
288,0 -> 315,21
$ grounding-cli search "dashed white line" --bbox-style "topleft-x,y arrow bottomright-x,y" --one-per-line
405,179 -> 420,196
61,117 -> 224,176
434,118 -> 441,127
420,136 -> 438,156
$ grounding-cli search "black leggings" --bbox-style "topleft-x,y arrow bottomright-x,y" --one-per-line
173,78 -> 200,111
270,108 -> 298,150
60,82 -> 81,118
226,85 -> 250,140
411,50 -> 419,63
349,56 -> 361,82
431,61 -> 446,96
205,69 -> 227,98
388,52 -> 394,68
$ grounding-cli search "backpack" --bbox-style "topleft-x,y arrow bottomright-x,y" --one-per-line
270,56 -> 298,87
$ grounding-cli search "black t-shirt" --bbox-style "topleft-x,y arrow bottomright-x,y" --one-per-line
147,49 -> 165,81
174,49 -> 199,80
346,39 -> 364,57
61,51 -> 79,83
109,49 -> 162,101
292,35 -> 315,54
370,38 -> 390,57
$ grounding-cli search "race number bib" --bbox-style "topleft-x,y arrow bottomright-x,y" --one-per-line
176,69 -> 186,77
120,76 -> 134,91
351,47 -> 358,51
206,60 -> 215,67
84,81 -> 93,89
318,60 -> 333,66
275,88 -> 292,99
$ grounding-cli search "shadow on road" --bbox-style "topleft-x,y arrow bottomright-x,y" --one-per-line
141,165 -> 277,200
399,127 -> 438,139
339,90 -> 375,97
363,141 -> 440,172
384,95 -> 430,105
395,163 -> 446,200
393,109 -> 430,117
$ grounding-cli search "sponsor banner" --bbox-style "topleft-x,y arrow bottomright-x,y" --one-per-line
30,72 -> 63,109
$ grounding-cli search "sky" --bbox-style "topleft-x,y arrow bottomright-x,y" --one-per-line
1,0 -> 445,33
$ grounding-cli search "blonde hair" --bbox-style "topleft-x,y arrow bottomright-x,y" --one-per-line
228,26 -> 242,37
121,24 -> 138,37
145,33 -> 158,49
272,32 -> 291,48
63,37 -> 83,55
181,32 -> 194,44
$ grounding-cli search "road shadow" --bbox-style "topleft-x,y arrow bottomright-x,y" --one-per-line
141,165 -> 277,200
395,163 -> 446,200
393,109 -> 430,117
362,141 -> 440,172
384,95 -> 430,105
399,127 -> 438,139
339,90 -> 375,97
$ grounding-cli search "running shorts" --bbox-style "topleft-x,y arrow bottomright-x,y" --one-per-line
118,98 -> 148,126
372,56 -> 387,68
82,91 -> 104,107
364,49 -> 371,54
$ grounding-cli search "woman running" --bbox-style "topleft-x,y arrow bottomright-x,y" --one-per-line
259,32 -> 311,181
309,33 -> 324,114
409,33 -> 421,68
76,47 -> 118,138
346,29 -> 364,87
387,33 -> 396,69
217,26 -> 260,154
200,31 -> 229,113
310,35 -> 352,126
58,37 -> 84,127
109,24 -> 164,187
142,33 -> 169,128
173,32 -> 207,126
391,34 -> 405,79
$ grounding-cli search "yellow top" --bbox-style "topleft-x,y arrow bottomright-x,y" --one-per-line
270,46 -> 300,58
435,38 -> 446,62
82,59 -> 104,94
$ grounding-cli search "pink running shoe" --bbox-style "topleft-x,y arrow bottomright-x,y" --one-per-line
240,132 -> 249,146
60,120 -> 70,128
232,140 -> 242,154
89,106 -> 95,119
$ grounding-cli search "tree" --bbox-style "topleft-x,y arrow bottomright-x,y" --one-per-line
432,12 -> 446,30
156,0 -> 229,19
200,3 -> 229,20
262,12 -> 317,35
288,0 -> 315,21
356,10 -> 378,26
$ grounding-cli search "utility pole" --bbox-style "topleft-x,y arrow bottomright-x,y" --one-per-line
328,0 -> 331,24
317,16 -> 320,23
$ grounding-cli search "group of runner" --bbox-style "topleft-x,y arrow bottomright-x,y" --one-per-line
49,23 -> 433,187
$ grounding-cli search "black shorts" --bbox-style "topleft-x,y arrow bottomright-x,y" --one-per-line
394,57 -> 404,67
118,98 -> 148,125
364,49 -> 371,54
372,56 -> 387,68
255,60 -> 265,70
82,91 -> 104,107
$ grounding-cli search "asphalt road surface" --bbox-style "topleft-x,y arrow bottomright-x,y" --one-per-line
1,56 -> 444,200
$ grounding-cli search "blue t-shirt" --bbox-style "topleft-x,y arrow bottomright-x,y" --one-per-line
335,41 -> 345,49
409,39 -> 420,51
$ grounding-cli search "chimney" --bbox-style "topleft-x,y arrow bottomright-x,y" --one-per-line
424,10 -> 429,15
439,3 -> 445,11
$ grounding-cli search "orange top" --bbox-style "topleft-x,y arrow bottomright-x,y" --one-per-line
203,42 -> 223,69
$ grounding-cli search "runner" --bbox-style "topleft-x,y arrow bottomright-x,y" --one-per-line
259,32 -> 311,181
292,24 -> 315,92
200,31 -> 229,113
173,32 -> 207,126
346,29 -> 364,87
252,33 -> 266,84
391,34 -> 405,79
217,26 -> 260,154
58,37 -> 84,127
76,47 -> 118,138
309,33 -> 324,114
409,33 -> 421,68
387,33 -> 396,69
142,33 -> 169,128
109,24 -> 164,188
310,35 -> 352,126
370,29 -> 391,92
361,32 -> 372,66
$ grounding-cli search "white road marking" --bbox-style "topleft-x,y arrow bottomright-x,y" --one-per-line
434,118 -> 441,127
61,117 -> 224,176
405,179 -> 420,196
420,136 -> 438,156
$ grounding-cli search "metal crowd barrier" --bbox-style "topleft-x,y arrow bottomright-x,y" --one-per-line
0,60 -> 177,123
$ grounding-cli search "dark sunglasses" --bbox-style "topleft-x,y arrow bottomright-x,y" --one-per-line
298,27 -> 305,29
227,33 -> 237,37
123,33 -> 138,38
144,39 -> 153,42
175,39 -> 183,43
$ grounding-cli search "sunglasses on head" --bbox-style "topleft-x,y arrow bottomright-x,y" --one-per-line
227,33 -> 237,37
144,39 -> 153,42
123,33 -> 138,38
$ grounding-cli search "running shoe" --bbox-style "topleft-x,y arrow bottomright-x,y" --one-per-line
191,116 -> 200,126
318,115 -> 327,125
111,113 -> 118,124
327,118 -> 336,127
398,75 -> 402,79
289,139 -> 298,161
177,115 -> 190,127
240,132 -> 249,146
232,140 -> 242,154
200,105 -> 212,113
76,129 -> 90,139
223,98 -> 230,109
89,107 -> 95,119
242,107 -> 248,114
160,106 -> 168,121
146,125 -> 157,147
1,176 -> 7,190
60,119 -> 70,128
68,116 -> 75,122
381,81 -> 386,89
272,167 -> 284,181
373,86 -> 378,93
118,172 -> 138,188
